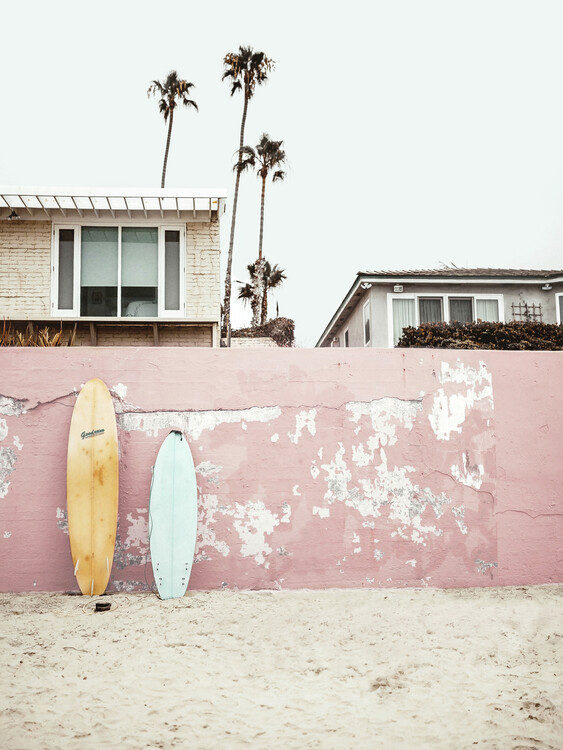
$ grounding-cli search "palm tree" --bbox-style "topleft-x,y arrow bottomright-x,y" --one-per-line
238,134 -> 286,325
238,260 -> 286,325
221,46 -> 274,343
147,71 -> 198,188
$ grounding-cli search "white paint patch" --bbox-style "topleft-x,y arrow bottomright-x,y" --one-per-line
119,405 -> 282,440
0,419 -> 7,441
353,546 -> 362,554
271,433 -> 279,442
406,559 -> 417,567
196,461 -> 222,477
0,395 -> 25,416
313,506 -> 330,519
321,443 -> 351,505
0,447 -> 16,499
429,362 -> 494,441
280,503 -> 291,523
451,453 -> 484,489
310,464 -> 320,480
374,549 -> 384,560
12,436 -> 22,451
241,422 -> 247,431
3,531 -> 11,538
346,398 -> 422,451
452,506 -> 468,535
318,447 -> 323,459
288,409 -> 317,444
195,494 -> 231,559
56,507 -> 69,534
292,485 -> 301,496
112,383 -> 128,400
231,500 -> 282,566
125,511 -> 149,554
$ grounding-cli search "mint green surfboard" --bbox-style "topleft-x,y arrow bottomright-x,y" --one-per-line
149,431 -> 198,599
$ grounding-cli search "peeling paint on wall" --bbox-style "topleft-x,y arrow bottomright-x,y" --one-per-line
0,447 -> 16,499
429,361 -> 493,441
288,409 -> 317,444
313,506 -> 330,519
119,405 -> 282,440
0,395 -> 25,416
56,507 -> 68,534
451,453 -> 484,489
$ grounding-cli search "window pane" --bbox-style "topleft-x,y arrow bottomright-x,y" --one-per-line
363,303 -> 371,344
121,227 -> 158,316
344,330 -> 349,347
393,298 -> 416,345
449,298 -> 473,323
81,227 -> 118,316
475,299 -> 499,322
122,228 -> 158,286
164,230 -> 180,311
558,296 -> 563,323
58,229 -> 74,310
419,297 -> 443,323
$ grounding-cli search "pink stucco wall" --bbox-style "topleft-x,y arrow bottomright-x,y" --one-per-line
0,348 -> 561,592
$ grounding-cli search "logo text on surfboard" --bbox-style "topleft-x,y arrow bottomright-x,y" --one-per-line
81,428 -> 105,440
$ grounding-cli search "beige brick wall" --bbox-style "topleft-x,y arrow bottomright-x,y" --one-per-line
0,221 -> 52,317
186,220 -> 221,321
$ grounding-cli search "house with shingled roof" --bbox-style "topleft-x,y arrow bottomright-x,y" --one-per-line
316,268 -> 563,348
0,186 -> 227,346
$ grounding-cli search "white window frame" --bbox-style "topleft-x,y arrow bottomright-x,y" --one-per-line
363,300 -> 371,346
51,225 -> 80,316
556,293 -> 563,324
386,292 -> 505,346
51,222 -> 186,318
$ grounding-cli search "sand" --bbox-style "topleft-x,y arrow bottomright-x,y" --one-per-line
1,585 -> 562,750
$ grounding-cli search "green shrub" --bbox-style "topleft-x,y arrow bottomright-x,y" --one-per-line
396,321 -> 563,350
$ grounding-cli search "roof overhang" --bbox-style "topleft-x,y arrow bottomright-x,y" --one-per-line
0,187 -> 227,222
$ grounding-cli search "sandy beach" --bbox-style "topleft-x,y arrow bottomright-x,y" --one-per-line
1,585 -> 562,750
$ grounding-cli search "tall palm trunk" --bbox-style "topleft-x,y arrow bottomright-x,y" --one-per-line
161,109 -> 174,188
258,173 -> 268,324
223,93 -> 249,344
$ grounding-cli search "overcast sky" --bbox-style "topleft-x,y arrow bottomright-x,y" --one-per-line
2,0 -> 563,346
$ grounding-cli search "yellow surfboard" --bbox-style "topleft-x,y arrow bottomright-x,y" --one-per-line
67,378 -> 119,596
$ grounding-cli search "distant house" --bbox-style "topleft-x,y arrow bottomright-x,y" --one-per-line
316,268 -> 563,348
0,187 -> 227,346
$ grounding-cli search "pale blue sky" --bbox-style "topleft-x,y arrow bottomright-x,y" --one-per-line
2,0 -> 563,345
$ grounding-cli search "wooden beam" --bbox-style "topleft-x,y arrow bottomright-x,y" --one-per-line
89,322 -> 97,346
153,323 -> 159,346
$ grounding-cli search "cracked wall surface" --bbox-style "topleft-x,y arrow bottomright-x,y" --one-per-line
0,348 -> 561,592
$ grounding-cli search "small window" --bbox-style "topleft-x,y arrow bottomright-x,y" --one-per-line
419,297 -> 443,323
557,294 -> 563,324
344,329 -> 349,347
475,298 -> 499,322
392,297 -> 416,345
363,301 -> 371,345
449,298 -> 473,323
